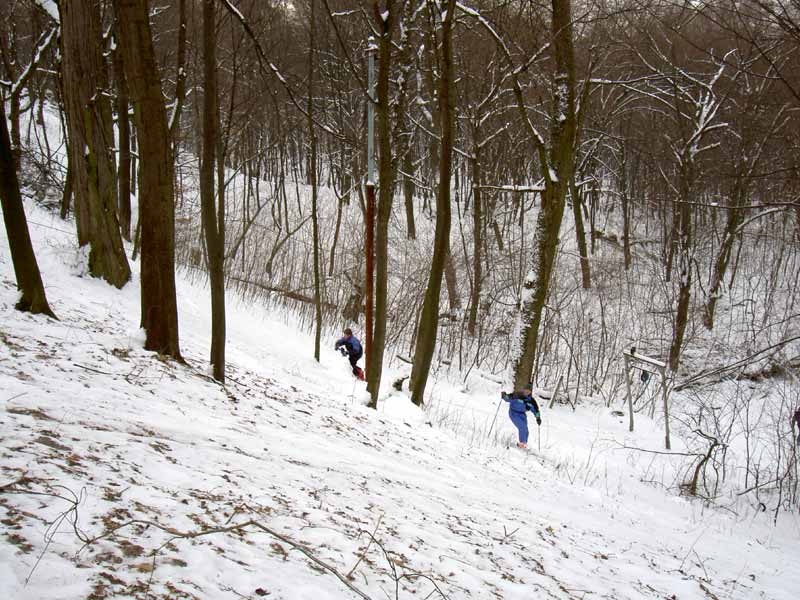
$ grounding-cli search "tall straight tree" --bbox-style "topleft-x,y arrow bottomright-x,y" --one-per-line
169,0 -> 188,142
366,0 -> 397,407
114,0 -> 181,360
512,0 -> 577,388
111,27 -> 132,242
58,0 -> 130,288
308,0 -> 323,361
0,95 -> 56,318
409,0 -> 456,406
201,0 -> 226,380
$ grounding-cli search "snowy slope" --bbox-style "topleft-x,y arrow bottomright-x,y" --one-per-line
1,201 -> 798,600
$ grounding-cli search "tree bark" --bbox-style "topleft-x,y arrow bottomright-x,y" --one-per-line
402,151 -> 416,240
467,142 -> 483,337
668,163 -> 693,371
111,27 -> 132,242
512,0 -> 577,388
169,0 -> 188,143
570,177 -> 591,289
410,0 -> 455,406
0,96 -> 56,318
201,0 -> 226,381
308,0 -> 323,362
114,0 -> 181,360
620,141 -> 633,270
443,245 -> 460,314
59,0 -> 130,288
366,0 -> 397,406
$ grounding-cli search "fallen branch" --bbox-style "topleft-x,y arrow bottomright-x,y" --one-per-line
88,517 -> 373,599
73,363 -> 115,376
347,514 -> 384,580
363,527 -> 450,600
2,479 -> 373,599
614,442 -> 695,457
675,335 -> 800,391
227,275 -> 337,309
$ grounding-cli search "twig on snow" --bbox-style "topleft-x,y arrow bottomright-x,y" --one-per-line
348,514 -> 384,579
2,479 -> 373,599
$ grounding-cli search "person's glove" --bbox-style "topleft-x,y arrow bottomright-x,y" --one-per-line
536,417 -> 542,426
501,392 -> 508,400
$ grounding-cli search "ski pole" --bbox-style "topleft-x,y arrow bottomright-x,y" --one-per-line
488,396 -> 503,439
537,421 -> 541,452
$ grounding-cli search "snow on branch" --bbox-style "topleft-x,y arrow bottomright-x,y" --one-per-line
31,0 -> 59,23
455,2 -> 510,56
455,1 -> 549,154
479,183 -> 545,193
10,27 -> 59,98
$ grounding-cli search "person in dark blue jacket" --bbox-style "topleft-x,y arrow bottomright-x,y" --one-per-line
502,384 -> 541,449
335,328 -> 364,380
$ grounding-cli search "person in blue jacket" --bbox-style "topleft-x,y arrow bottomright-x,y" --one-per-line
335,328 -> 364,380
502,384 -> 541,449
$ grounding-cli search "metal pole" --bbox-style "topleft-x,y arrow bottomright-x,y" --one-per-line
661,366 -> 671,450
624,354 -> 634,432
367,37 -> 376,186
488,396 -> 503,439
364,37 -> 376,382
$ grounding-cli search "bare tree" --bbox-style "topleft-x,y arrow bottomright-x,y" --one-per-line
114,0 -> 181,359
511,0 -> 579,388
0,16 -> 57,170
409,0 -> 456,406
201,0 -> 226,380
307,0 -> 323,361
626,33 -> 731,370
367,0 -> 398,406
110,25 -> 132,242
58,0 -> 130,288
0,93 -> 55,318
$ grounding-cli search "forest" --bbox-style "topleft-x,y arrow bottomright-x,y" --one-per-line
2,0 -> 800,517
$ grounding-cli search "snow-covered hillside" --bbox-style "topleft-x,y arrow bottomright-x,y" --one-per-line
2,201 -> 798,599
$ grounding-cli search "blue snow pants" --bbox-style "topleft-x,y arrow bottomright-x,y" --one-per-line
509,410 -> 529,444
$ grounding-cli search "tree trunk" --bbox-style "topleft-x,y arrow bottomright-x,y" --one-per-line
704,178 -> 745,330
328,195 -> 344,277
367,1 -> 397,407
114,0 -> 181,360
410,0 -> 455,406
403,151 -> 416,240
513,0 -> 577,388
8,93 -> 21,170
201,0 -> 226,381
620,142 -> 632,270
467,145 -> 482,337
59,0 -> 130,288
60,154 -> 73,220
668,164 -> 693,372
570,177 -> 591,289
308,0 -> 323,362
0,96 -> 56,318
169,0 -> 188,143
443,245 -> 460,314
112,28 -> 132,242
665,196 -> 678,282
